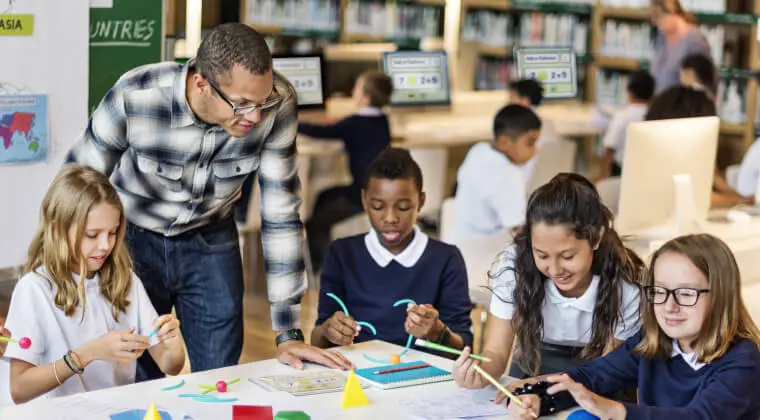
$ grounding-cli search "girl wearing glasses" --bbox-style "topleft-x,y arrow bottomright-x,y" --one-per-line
507,234 -> 760,420
453,173 -> 645,386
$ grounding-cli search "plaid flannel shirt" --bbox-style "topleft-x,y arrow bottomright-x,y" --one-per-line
67,61 -> 305,331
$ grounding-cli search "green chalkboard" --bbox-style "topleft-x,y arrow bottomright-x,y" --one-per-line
89,0 -> 164,113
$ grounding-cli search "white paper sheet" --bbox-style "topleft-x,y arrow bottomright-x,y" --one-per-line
396,386 -> 510,420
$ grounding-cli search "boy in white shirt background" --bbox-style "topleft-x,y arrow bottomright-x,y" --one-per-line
450,105 -> 541,243
600,70 -> 655,179
508,79 -> 558,186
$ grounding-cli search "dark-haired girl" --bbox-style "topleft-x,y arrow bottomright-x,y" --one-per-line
453,173 -> 644,386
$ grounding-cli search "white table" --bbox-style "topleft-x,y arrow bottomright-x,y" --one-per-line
0,341 -> 575,419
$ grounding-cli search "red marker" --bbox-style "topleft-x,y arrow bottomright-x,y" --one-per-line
374,363 -> 430,375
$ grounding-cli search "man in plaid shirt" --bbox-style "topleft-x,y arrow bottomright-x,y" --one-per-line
67,23 -> 352,379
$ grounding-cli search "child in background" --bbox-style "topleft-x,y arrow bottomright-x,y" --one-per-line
735,140 -> 760,199
601,70 -> 655,178
312,148 -> 473,353
301,69 -> 394,272
508,79 -> 558,186
506,234 -> 760,420
451,104 -> 541,242
680,53 -> 718,101
453,173 -> 643,387
645,85 -> 750,207
4,165 -> 185,404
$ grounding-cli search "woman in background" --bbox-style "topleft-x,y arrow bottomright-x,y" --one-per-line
650,0 -> 712,93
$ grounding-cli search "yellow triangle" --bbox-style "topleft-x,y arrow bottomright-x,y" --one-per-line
341,371 -> 369,409
143,404 -> 161,420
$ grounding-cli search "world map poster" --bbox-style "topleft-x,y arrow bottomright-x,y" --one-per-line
0,94 -> 48,164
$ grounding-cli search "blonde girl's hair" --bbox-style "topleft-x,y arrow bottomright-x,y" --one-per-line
635,234 -> 760,361
25,164 -> 133,321
652,0 -> 698,24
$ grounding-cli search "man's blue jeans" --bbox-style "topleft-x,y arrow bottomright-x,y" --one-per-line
125,218 -> 244,381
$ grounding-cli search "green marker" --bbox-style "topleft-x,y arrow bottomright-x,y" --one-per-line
415,339 -> 491,362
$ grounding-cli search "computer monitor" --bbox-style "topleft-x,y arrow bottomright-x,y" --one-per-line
514,46 -> 578,99
272,54 -> 326,109
381,50 -> 451,107
615,116 -> 720,237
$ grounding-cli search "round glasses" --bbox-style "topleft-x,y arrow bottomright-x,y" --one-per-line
643,285 -> 710,307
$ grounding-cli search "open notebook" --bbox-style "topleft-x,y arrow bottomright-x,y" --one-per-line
354,361 -> 452,390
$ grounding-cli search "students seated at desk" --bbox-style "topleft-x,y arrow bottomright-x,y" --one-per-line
312,148 -> 473,353
3,165 -> 185,404
680,53 -> 718,102
506,234 -> 760,420
450,105 -> 541,243
299,70 -> 394,272
644,86 -> 750,207
508,79 -> 558,186
601,70 -> 655,178
453,173 -> 643,385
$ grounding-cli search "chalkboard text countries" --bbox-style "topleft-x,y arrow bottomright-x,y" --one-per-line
0,14 -> 34,36
90,19 -> 155,47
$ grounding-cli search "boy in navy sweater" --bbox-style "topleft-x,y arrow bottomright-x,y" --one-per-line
312,148 -> 473,354
302,70 -> 393,272
504,234 -> 760,420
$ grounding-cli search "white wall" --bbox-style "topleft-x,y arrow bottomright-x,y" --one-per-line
0,0 -> 89,269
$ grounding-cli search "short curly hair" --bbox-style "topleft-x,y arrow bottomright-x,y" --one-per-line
364,148 -> 423,193
194,23 -> 272,84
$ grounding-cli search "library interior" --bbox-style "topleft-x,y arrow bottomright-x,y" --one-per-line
3,0 -> 760,419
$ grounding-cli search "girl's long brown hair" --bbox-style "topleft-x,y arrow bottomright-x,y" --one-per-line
635,234 -> 760,361
491,173 -> 645,376
25,164 -> 133,321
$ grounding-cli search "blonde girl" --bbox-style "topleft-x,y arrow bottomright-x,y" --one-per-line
508,234 -> 760,420
4,165 -> 185,403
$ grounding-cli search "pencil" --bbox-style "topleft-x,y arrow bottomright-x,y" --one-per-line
414,339 -> 492,362
374,363 -> 430,375
472,364 -> 538,419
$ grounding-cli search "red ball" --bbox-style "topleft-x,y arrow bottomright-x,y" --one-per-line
216,380 -> 227,393
19,337 -> 31,349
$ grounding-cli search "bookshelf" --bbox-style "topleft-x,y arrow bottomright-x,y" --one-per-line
236,0 -> 760,153
591,1 -> 760,153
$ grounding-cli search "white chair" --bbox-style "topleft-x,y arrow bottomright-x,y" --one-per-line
439,197 -> 456,244
455,231 -> 514,351
596,176 -> 621,215
726,163 -> 741,190
527,137 -> 578,195
742,282 -> 760,327
408,148 -> 449,221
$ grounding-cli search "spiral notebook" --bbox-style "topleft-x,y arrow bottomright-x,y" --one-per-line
353,361 -> 452,390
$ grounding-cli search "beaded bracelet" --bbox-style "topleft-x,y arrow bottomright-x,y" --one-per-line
63,352 -> 84,375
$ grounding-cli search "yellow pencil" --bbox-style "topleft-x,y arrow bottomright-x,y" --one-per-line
472,364 -> 538,418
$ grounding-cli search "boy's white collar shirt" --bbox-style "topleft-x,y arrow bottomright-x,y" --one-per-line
357,107 -> 384,117
364,226 -> 429,267
601,103 -> 648,166
451,142 -> 526,243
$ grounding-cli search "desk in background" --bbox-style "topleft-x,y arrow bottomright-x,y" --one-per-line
0,341 -> 575,419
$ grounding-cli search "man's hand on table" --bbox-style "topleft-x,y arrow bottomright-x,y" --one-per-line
277,339 -> 355,371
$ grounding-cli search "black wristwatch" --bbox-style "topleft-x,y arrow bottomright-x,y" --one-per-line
435,325 -> 450,345
275,328 -> 305,347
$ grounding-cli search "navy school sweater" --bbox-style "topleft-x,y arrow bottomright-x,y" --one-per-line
316,234 -> 474,352
559,331 -> 760,419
